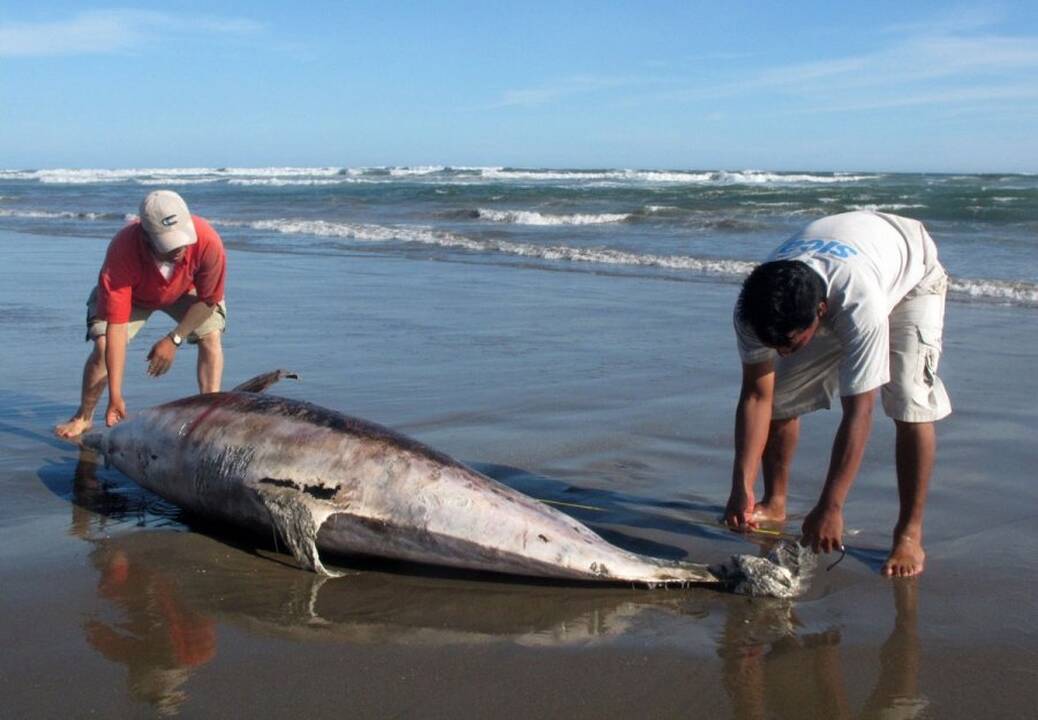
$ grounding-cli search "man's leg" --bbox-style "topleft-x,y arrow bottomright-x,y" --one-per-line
164,295 -> 226,394
760,327 -> 842,523
55,336 -> 108,438
754,416 -> 800,522
883,420 -> 934,577
882,265 -> 948,577
196,331 -> 223,394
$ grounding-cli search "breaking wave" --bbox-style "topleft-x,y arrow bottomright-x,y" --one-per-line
475,208 -> 632,225
231,218 -> 755,276
0,208 -> 128,221
949,277 -> 1038,305
0,166 -> 880,187
0,167 -> 348,185
228,178 -> 368,187
847,203 -> 928,212
475,168 -> 878,184
225,217 -> 1038,306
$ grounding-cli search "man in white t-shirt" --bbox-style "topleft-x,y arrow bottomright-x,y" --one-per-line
724,211 -> 951,577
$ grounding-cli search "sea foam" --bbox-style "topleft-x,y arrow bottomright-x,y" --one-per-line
233,218 -> 757,275
475,208 -> 631,225
0,166 -> 880,187
0,208 -> 126,221
228,217 -> 1038,306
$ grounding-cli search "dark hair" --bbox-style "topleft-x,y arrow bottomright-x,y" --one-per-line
737,260 -> 826,347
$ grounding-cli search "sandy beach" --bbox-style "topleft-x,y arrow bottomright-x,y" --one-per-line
3,224 -> 1038,718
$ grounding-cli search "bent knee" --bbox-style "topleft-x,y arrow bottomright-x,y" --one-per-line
195,331 -> 222,350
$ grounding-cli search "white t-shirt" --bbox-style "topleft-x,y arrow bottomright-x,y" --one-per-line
735,211 -> 939,396
156,260 -> 176,281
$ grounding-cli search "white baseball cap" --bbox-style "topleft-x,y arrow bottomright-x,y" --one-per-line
139,190 -> 197,253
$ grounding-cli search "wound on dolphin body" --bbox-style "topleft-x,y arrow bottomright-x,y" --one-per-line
303,484 -> 337,500
255,483 -> 344,578
259,478 -> 300,490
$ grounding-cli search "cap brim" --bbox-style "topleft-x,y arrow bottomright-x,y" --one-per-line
148,228 -> 197,253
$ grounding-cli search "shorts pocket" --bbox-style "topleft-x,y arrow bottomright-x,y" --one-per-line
916,327 -> 942,388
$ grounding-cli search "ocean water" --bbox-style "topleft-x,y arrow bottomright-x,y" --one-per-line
1,166 -> 1036,306
4,168 -> 1038,717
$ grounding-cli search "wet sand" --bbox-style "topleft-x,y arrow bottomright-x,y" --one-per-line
2,227 -> 1037,718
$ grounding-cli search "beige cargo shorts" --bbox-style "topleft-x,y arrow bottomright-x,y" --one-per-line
773,266 -> 952,423
85,287 -> 227,344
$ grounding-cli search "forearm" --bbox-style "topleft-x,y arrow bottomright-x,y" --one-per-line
818,396 -> 874,508
732,393 -> 772,491
173,300 -> 216,338
105,323 -> 129,399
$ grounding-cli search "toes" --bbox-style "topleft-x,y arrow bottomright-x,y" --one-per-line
882,561 -> 923,578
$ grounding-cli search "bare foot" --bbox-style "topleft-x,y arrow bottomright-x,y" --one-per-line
55,416 -> 93,439
751,500 -> 787,524
882,534 -> 926,577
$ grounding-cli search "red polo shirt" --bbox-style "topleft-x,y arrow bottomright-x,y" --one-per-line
97,217 -> 226,324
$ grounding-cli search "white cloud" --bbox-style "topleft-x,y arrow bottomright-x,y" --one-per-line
657,17 -> 1038,117
880,5 -> 1004,36
0,9 -> 261,57
801,83 -> 1038,114
484,13 -> 1038,119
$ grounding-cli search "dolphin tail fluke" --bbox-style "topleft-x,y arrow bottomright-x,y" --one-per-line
232,369 -> 300,394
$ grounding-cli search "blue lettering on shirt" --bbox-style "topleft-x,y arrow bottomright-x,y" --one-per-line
773,237 -> 859,260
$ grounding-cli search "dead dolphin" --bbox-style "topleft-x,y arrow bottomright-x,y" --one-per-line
81,370 -> 721,586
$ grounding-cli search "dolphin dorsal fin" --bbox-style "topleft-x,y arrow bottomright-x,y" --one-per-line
232,369 -> 300,394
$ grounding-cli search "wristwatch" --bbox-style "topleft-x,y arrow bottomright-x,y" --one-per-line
168,332 -> 184,347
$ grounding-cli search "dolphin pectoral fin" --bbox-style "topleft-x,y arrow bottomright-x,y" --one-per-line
232,369 -> 300,394
256,485 -> 344,578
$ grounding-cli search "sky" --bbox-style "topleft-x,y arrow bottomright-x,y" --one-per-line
1,1 -> 1037,173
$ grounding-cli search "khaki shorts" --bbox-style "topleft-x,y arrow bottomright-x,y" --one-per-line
85,287 -> 227,344
773,266 -> 951,423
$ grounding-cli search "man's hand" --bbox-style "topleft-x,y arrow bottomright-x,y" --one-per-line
724,486 -> 758,531
105,396 -> 127,427
801,503 -> 844,553
147,335 -> 178,377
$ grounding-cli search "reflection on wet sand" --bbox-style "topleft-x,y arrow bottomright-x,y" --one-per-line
719,580 -> 927,720
87,543 -> 217,717
67,450 -> 713,713
69,450 -> 703,642
861,582 -> 927,720
68,449 -> 180,540
86,529 -> 710,646
66,449 -> 924,719
71,451 -> 214,716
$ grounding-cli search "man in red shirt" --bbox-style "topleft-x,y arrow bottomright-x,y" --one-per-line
55,191 -> 227,437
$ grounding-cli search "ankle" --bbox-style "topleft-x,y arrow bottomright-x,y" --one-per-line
759,496 -> 787,510
893,524 -> 923,545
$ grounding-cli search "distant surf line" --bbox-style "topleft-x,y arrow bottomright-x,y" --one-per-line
226,217 -> 1038,307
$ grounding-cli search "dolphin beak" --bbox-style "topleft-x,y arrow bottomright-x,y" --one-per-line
79,429 -> 108,457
